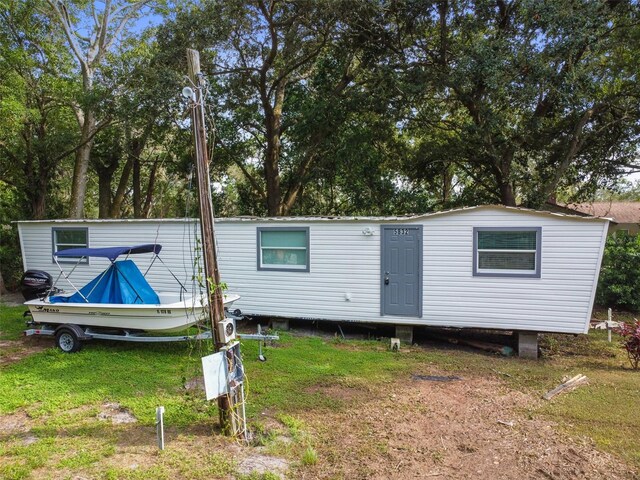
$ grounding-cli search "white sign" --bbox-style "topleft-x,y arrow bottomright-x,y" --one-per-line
201,352 -> 228,400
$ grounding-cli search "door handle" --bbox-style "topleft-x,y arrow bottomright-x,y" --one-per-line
384,276 -> 390,285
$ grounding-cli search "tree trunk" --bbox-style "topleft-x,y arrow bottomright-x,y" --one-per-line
23,149 -> 48,220
111,122 -> 151,218
0,269 -> 8,295
110,157 -> 133,218
32,188 -> 47,220
500,182 -> 517,206
127,129 -> 149,219
442,163 -> 453,204
93,147 -> 121,218
539,106 -> 599,204
69,110 -> 96,218
133,157 -> 141,218
496,150 -> 517,206
141,159 -> 159,218
264,139 -> 281,216
50,1 -> 146,218
263,105 -> 283,216
438,0 -> 448,66
97,169 -> 115,218
262,78 -> 286,216
31,115 -> 52,220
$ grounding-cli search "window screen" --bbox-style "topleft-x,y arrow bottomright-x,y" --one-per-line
474,228 -> 540,277
258,228 -> 309,271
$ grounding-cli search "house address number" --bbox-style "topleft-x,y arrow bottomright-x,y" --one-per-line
393,228 -> 411,235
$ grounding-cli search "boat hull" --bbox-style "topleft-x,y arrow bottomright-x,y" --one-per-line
25,294 -> 240,333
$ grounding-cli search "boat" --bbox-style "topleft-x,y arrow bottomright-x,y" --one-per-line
24,244 -> 239,333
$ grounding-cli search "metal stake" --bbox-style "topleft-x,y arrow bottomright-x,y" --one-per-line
156,406 -> 165,450
257,324 -> 266,361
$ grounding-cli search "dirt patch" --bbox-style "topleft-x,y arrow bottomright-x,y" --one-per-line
255,409 -> 285,430
332,341 -> 388,352
102,424 -> 289,478
237,453 -> 289,478
101,451 -> 154,473
183,376 -> 205,394
0,338 -> 48,365
0,292 -> 25,307
250,411 -> 295,447
305,383 -> 369,403
97,402 -> 137,425
298,373 -> 638,479
0,411 -> 32,436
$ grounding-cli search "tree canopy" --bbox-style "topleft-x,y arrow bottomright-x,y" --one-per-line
1,0 -> 639,286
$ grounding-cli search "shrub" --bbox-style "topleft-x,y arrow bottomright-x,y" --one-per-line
617,320 -> 640,370
0,224 -> 23,290
596,233 -> 640,311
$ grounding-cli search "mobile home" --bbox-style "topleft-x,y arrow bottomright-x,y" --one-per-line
17,205 -> 609,357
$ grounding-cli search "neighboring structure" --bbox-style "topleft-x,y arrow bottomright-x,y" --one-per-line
546,201 -> 640,235
17,205 -> 609,358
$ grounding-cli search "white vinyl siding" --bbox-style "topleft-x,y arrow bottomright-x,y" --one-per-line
215,211 -> 604,334
421,212 -> 603,334
21,220 -> 201,294
17,206 -> 609,335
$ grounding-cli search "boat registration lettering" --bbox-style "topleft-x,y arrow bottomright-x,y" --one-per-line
157,309 -> 172,314
87,311 -> 111,316
37,307 -> 59,313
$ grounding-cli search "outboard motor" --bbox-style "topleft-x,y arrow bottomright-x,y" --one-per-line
20,270 -> 53,301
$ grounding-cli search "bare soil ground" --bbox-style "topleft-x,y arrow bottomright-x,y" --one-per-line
0,292 -> 25,307
0,338 -> 47,365
1,300 -> 637,479
296,374 -> 638,480
0,367 -> 637,479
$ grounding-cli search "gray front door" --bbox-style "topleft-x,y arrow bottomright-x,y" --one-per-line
381,225 -> 422,317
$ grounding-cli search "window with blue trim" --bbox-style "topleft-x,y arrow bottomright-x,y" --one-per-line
473,228 -> 541,277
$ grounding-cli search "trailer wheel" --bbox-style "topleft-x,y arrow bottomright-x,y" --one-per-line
55,328 -> 82,353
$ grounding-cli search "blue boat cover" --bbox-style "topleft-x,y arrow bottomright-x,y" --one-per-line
50,260 -> 160,304
54,244 -> 162,262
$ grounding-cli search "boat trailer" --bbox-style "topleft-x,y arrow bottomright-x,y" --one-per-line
24,312 -> 279,359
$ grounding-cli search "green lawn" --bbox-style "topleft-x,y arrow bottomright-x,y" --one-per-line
1,303 -> 639,478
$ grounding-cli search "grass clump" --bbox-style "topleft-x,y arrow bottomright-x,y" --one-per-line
0,463 -> 31,480
277,414 -> 304,439
301,446 -> 318,466
249,421 -> 278,447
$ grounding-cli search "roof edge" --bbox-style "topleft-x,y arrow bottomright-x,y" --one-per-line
14,204 -> 611,224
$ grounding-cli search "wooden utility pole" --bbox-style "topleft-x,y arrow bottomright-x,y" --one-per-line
186,49 -> 236,434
